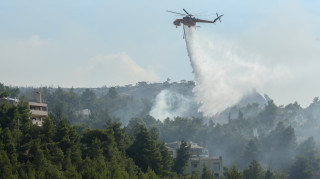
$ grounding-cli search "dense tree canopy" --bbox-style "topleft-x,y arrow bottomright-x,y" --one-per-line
2,81 -> 320,178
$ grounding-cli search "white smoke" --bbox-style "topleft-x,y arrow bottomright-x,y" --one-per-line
184,25 -> 288,116
149,89 -> 193,121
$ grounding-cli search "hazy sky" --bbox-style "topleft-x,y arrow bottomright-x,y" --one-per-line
0,0 -> 320,107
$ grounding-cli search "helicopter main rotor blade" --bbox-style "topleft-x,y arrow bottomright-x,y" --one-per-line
167,10 -> 186,16
183,8 -> 193,17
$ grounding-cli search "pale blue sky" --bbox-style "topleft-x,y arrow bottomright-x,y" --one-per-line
0,0 -> 320,106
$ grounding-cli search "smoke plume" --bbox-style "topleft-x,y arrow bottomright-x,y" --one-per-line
183,26 -> 285,116
149,89 -> 193,121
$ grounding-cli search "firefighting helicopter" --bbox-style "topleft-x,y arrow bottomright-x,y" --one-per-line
167,9 -> 223,28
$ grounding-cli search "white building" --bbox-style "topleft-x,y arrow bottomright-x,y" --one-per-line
1,92 -> 48,127
75,108 -> 91,117
186,156 -> 223,177
165,141 -> 223,177
28,92 -> 48,126
166,141 -> 209,158
0,97 -> 19,105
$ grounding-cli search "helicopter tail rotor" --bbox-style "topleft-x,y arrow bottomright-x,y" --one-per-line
216,13 -> 223,23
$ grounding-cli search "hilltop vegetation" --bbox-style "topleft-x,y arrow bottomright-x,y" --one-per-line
18,81 -> 200,126
2,82 -> 320,178
0,101 -> 177,178
1,99 -> 312,178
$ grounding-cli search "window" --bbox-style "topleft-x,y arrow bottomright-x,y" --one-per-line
214,164 -> 220,171
30,105 -> 41,110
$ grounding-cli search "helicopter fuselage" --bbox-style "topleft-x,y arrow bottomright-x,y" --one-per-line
173,16 -> 196,27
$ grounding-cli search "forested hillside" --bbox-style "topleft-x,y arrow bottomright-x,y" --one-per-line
1,82 -> 320,178
17,81 -> 268,125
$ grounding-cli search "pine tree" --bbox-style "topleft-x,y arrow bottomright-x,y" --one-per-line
81,128 -> 116,161
227,165 -> 242,179
201,164 -> 214,179
63,149 -> 81,178
19,160 -> 36,179
158,142 -> 173,177
41,117 -> 55,143
105,118 -> 127,152
264,168 -> 274,179
2,128 -> 18,173
28,139 -> 47,178
0,150 -> 16,178
243,138 -> 260,166
289,156 -> 313,179
172,140 -> 191,175
87,138 -> 103,159
81,156 -> 110,179
55,119 -> 82,167
44,163 -> 64,179
243,160 -> 263,179
127,125 -> 162,174
144,167 -> 160,179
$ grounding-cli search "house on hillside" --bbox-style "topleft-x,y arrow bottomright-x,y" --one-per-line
0,97 -> 19,105
165,141 -> 223,177
186,156 -> 223,177
75,109 -> 91,118
1,92 -> 48,127
28,92 -> 48,127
